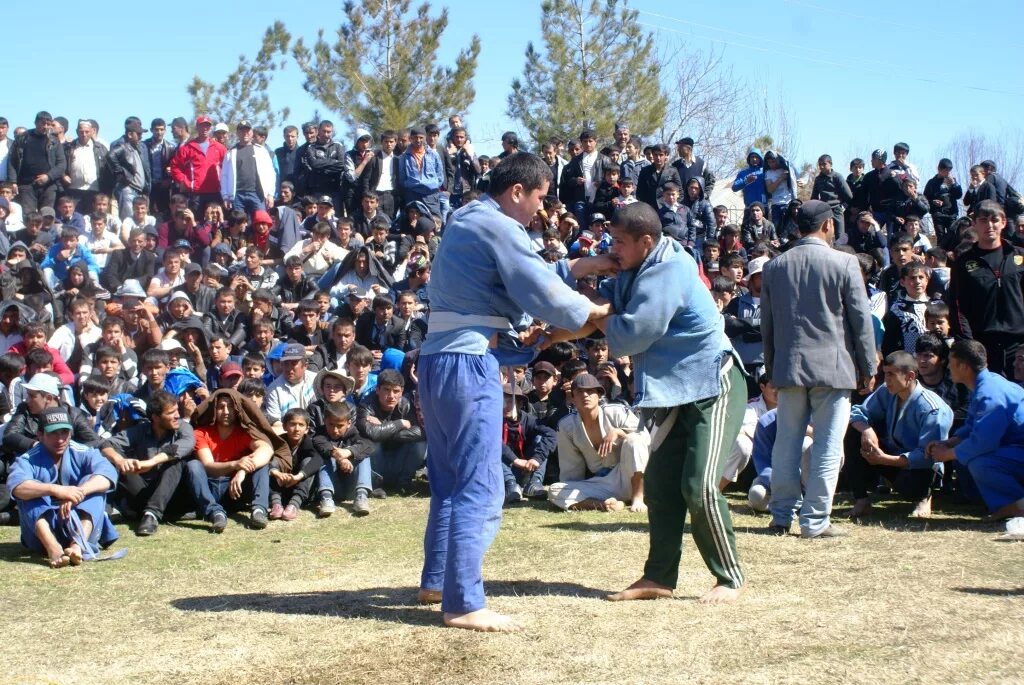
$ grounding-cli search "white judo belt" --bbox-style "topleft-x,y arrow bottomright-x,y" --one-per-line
644,355 -> 734,452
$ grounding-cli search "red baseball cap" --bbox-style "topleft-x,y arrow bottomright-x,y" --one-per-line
252,209 -> 273,226
195,115 -> 213,127
219,362 -> 243,381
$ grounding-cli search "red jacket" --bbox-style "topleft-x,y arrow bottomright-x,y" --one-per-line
170,138 -> 227,194
7,342 -> 75,386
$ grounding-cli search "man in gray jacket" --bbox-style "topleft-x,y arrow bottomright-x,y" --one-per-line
761,200 -> 876,538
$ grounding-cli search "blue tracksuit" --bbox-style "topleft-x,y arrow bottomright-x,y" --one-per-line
418,196 -> 592,614
731,148 -> 767,207
954,369 -> 1024,510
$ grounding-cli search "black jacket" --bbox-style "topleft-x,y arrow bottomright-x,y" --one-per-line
107,139 -> 152,194
923,175 -> 963,224
203,309 -> 248,350
301,140 -> 346,194
811,171 -> 853,208
501,413 -> 557,466
636,164 -> 682,210
559,152 -> 615,206
3,402 -> 102,459
312,423 -> 375,464
948,242 -> 1024,339
7,129 -> 66,184
356,393 -> 424,447
862,166 -> 903,215
99,248 -> 157,294
63,139 -> 110,193
358,150 -> 400,198
452,147 -> 481,194
672,156 -> 715,196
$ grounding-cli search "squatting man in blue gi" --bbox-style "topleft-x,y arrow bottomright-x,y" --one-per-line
417,152 -> 611,632
926,340 -> 1024,541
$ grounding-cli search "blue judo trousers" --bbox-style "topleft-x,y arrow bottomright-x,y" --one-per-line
418,351 -> 504,614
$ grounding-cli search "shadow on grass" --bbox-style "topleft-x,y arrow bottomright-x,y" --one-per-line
172,581 -> 607,625
0,540 -> 36,565
953,586 -> 1024,597
542,520 -> 650,534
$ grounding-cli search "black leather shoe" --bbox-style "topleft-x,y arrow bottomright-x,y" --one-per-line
136,511 -> 158,536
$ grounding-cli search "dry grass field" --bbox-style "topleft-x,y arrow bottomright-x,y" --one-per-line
1,492 -> 1021,685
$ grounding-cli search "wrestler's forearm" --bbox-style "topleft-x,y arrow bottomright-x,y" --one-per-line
11,481 -> 60,500
546,321 -> 598,345
79,474 -> 113,497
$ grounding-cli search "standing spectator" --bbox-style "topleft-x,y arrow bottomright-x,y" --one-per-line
61,120 -> 108,214
220,121 -> 276,216
923,158 -> 962,246
559,129 -> 614,225
7,111 -> 66,212
396,127 -> 444,217
811,155 -> 854,241
672,137 -> 715,195
635,143 -> 681,212
359,130 -> 399,219
344,129 -> 375,218
145,118 -> 177,218
450,127 -> 480,210
761,200 -> 877,538
424,124 -> 455,222
274,125 -> 300,194
169,116 -> 227,215
0,116 -> 10,181
948,201 -> 1024,375
763,150 -> 797,227
299,120 -> 346,210
108,119 -> 152,221
731,148 -> 766,208
887,142 -> 920,187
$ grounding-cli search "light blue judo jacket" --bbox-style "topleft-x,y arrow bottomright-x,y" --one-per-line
850,382 -> 953,469
954,369 -> 1024,465
422,196 -> 593,365
598,235 -> 735,408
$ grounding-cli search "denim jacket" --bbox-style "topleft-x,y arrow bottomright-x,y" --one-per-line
599,236 -> 734,408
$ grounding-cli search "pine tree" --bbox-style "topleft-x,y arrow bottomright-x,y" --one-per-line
291,0 -> 481,133
187,22 -> 292,131
507,0 -> 666,149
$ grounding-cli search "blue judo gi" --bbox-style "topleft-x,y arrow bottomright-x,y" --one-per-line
7,440 -> 119,555
418,196 -> 592,614
953,370 -> 1024,511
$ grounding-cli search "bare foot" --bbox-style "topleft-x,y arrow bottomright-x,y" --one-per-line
602,498 -> 624,512
443,609 -> 522,633
64,545 -> 83,566
48,553 -> 70,569
848,498 -> 872,519
699,584 -> 746,605
570,498 -> 624,512
629,498 -> 648,514
909,496 -> 932,519
417,588 -> 442,605
607,577 -> 673,602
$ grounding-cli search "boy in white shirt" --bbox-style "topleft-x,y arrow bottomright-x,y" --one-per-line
119,195 -> 156,243
82,213 -> 124,270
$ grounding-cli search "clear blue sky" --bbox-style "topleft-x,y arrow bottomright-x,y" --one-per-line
5,0 -> 1023,175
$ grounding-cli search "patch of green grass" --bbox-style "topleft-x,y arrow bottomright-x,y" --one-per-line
1,493 -> 1020,685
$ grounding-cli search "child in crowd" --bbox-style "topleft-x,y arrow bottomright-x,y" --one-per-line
925,302 -> 954,347
269,408 -> 322,521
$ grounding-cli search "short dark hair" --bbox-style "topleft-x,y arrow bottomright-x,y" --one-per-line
610,202 -> 661,241
710,275 -> 736,295
324,401 -> 352,422
147,389 -> 178,418
0,352 -> 25,378
372,295 -> 394,311
899,262 -> 930,279
974,200 -> 1006,221
925,247 -> 948,265
915,332 -> 949,361
81,376 -> 111,398
487,153 -> 553,196
94,345 -> 120,363
720,252 -> 745,270
237,377 -> 267,398
141,348 -> 170,369
282,407 -> 310,425
102,316 -> 125,332
346,344 -> 373,367
883,350 -> 917,374
924,302 -> 950,321
950,339 -> 987,373
25,347 -> 53,370
377,368 -> 404,388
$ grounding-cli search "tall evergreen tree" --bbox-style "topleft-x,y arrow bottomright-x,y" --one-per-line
291,0 -> 481,133
507,0 -> 666,149
187,22 -> 292,131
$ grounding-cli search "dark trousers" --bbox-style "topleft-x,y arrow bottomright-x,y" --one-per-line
187,192 -> 223,217
643,363 -> 747,590
377,190 -> 396,220
502,459 -> 547,489
17,182 -> 57,212
976,333 -> 1019,376
842,427 -> 934,500
270,456 -> 318,507
830,204 -> 846,241
68,189 -> 98,215
117,460 -> 187,520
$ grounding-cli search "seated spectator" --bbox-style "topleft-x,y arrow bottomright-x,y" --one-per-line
48,296 -> 101,373
548,374 -> 651,512
881,263 -> 941,356
268,408 -> 323,521
924,302 -> 953,347
79,315 -> 138,384
720,373 -> 777,493
346,345 -> 378,403
314,400 -> 376,517
42,227 -> 100,286
99,389 -> 195,536
202,287 -> 248,353
500,383 -> 556,505
740,202 -> 778,250
845,351 -> 953,519
356,295 -> 403,369
718,225 -> 747,261
3,372 -> 101,461
391,291 -> 427,352
365,217 -> 397,274
746,408 -> 812,512
264,343 -> 317,426
275,256 -> 320,312
844,211 -> 889,268
283,221 -> 347,279
928,341 -> 1024,536
6,407 -> 119,567
724,255 -> 766,392
309,317 -> 356,373
356,369 -> 425,494
8,322 -> 75,387
307,368 -> 354,429
914,333 -> 967,421
288,300 -> 326,353
187,389 -> 286,532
